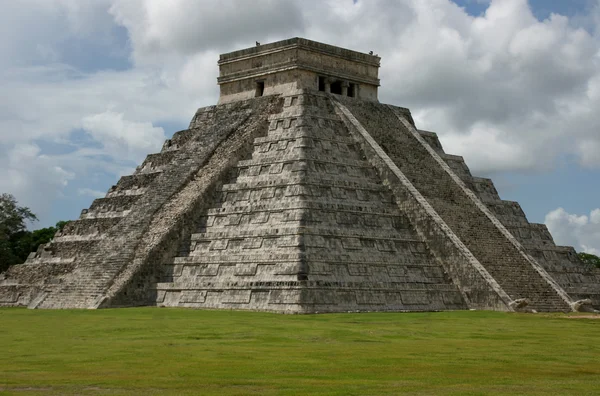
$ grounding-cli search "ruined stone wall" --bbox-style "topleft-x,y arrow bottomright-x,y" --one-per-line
0,96 -> 282,309
336,96 -> 574,312
104,96 -> 283,307
410,129 -> 600,310
151,91 -> 466,313
295,48 -> 379,81
219,38 -> 379,81
219,47 -> 297,76
3,85 -> 596,313
333,100 -> 513,311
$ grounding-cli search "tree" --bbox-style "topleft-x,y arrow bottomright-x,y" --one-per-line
0,194 -> 71,273
578,252 -> 600,269
0,193 -> 37,235
55,221 -> 69,231
0,194 -> 37,272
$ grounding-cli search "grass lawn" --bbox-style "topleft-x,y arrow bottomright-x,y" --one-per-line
0,308 -> 598,395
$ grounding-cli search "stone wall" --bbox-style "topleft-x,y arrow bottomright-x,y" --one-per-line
411,128 -> 600,310
335,96 -> 575,312
333,100 -> 513,311
0,96 -> 282,309
151,91 -> 466,313
2,86 -> 596,312
218,38 -> 380,104
104,96 -> 283,307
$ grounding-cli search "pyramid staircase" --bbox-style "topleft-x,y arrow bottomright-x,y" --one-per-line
1,90 -> 596,312
0,96 -> 282,308
334,97 -> 575,312
424,138 -> 600,309
2,37 -> 597,312
152,92 -> 467,312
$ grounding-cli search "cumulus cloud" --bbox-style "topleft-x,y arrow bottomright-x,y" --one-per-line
81,111 -> 165,163
545,208 -> 600,255
0,65 -> 202,145
338,0 -> 600,174
439,123 -> 534,173
108,0 -> 305,64
0,144 -> 74,217
1,0 -> 600,225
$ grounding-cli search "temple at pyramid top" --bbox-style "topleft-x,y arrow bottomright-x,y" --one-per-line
217,37 -> 381,104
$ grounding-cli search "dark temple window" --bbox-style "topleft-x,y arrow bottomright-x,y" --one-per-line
318,76 -> 325,91
255,81 -> 265,97
348,83 -> 356,97
330,81 -> 342,95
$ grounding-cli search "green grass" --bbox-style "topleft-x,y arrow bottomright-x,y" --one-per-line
0,308 -> 598,395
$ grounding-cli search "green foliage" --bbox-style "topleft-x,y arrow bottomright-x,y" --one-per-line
0,193 -> 37,235
0,193 -> 70,272
7,231 -> 33,265
578,252 -> 600,268
55,220 -> 69,231
0,194 -> 37,272
32,226 -> 60,248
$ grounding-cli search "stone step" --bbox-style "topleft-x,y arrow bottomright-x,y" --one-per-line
189,225 -> 422,242
223,176 -> 385,193
254,131 -> 355,146
58,217 -> 121,237
417,130 -> 444,153
88,194 -> 141,214
206,200 -> 402,216
267,124 -> 354,141
154,281 -> 459,291
237,154 -> 373,170
201,209 -> 409,228
172,247 -> 437,263
136,150 -> 178,174
105,172 -> 162,197
337,98 -> 572,312
30,240 -> 99,260
250,140 -> 363,160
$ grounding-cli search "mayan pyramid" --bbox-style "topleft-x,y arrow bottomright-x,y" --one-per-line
1,38 -> 599,313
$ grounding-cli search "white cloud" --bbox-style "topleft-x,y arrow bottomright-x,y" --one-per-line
0,65 -> 203,146
108,0 -> 305,64
81,111 -> 165,163
437,123 -> 534,173
359,0 -> 600,175
0,144 -> 74,218
545,208 -> 600,255
1,0 -> 600,225
591,208 -> 600,224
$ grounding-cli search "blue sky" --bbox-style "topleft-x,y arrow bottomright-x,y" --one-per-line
455,0 -> 595,19
0,0 -> 599,254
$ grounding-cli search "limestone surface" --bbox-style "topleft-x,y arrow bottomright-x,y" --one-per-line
1,38 -> 598,312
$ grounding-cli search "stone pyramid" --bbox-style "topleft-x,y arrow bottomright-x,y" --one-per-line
1,38 -> 599,313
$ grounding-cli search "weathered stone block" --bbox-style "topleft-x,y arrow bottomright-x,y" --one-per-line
401,291 -> 430,305
4,38 -> 595,314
